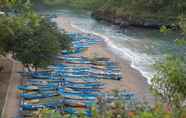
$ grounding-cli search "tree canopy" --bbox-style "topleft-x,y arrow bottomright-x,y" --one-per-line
14,19 -> 64,69
0,0 -> 71,69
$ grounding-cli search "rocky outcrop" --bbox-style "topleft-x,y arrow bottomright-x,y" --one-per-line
92,10 -> 172,29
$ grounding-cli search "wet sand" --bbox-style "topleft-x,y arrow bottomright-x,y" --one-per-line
55,16 -> 155,104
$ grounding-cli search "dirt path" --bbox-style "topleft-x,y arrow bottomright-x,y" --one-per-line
0,58 -> 12,116
1,59 -> 22,118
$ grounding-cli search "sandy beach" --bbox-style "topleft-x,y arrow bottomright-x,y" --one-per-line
55,16 -> 155,104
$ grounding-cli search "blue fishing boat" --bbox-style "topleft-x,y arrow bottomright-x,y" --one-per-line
48,64 -> 67,69
58,88 -> 100,97
21,102 -> 58,110
17,86 -> 39,91
31,71 -> 51,79
20,92 -> 59,99
62,74 -> 89,78
56,70 -> 89,75
62,87 -> 100,93
64,82 -> 104,87
17,85 -> 59,91
61,67 -> 90,71
25,79 -> 63,84
21,104 -> 45,110
33,83 -> 59,87
65,84 -> 103,89
59,92 -> 97,101
38,87 -> 58,91
63,60 -> 91,64
63,78 -> 98,84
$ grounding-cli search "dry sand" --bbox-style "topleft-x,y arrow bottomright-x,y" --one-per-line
55,16 -> 155,104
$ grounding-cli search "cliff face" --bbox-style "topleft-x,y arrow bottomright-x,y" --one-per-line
92,10 -> 172,29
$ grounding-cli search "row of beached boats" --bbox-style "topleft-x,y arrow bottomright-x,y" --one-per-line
16,31 -> 135,118
61,32 -> 103,55
17,56 -> 123,117
17,71 -> 102,117
55,56 -> 122,80
54,56 -> 105,116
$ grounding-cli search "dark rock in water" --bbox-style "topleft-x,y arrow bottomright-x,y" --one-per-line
143,21 -> 167,28
91,10 -> 172,29
120,21 -> 130,27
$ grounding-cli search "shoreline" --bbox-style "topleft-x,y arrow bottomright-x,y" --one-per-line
55,16 -> 155,104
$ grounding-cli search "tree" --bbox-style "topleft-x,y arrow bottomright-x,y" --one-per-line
0,15 -> 19,55
151,56 -> 186,108
0,0 -> 71,70
13,16 -> 71,70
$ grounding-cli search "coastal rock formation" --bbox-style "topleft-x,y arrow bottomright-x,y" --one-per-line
92,10 -> 171,29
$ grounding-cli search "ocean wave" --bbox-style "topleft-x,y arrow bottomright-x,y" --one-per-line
70,22 -> 156,84
99,33 -> 156,84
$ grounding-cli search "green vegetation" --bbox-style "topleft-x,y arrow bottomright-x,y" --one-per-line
41,0 -> 106,10
33,109 -> 61,118
151,56 -> 186,108
34,100 -> 186,118
41,0 -> 186,26
0,0 -> 71,70
98,0 -> 186,19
